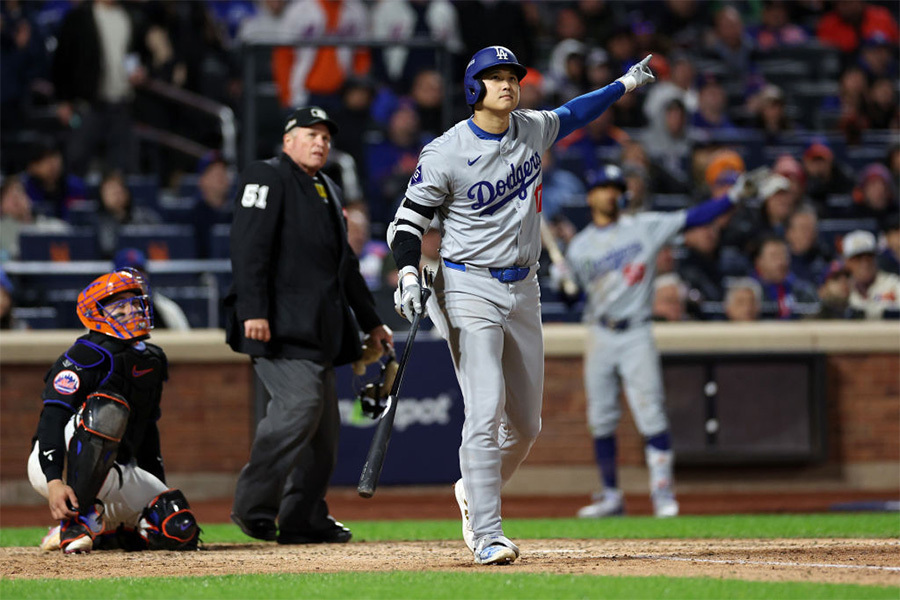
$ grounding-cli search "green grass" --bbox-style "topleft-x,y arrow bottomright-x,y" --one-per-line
3,514 -> 897,599
1,572 -> 897,600
3,513 -> 898,547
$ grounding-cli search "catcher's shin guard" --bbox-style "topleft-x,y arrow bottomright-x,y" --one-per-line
139,489 -> 200,550
67,391 -> 130,513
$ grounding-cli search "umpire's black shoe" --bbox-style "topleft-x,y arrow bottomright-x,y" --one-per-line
277,519 -> 352,545
231,513 -> 277,541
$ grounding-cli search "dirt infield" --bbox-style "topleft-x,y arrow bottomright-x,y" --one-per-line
2,538 -> 899,586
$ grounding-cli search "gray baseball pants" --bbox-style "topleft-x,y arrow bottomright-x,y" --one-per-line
430,264 -> 544,542
232,357 -> 340,533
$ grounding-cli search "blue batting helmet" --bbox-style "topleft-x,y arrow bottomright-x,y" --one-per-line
463,46 -> 527,106
586,164 -> 627,191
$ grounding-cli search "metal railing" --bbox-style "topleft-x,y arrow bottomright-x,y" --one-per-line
240,37 -> 453,168
135,78 -> 237,163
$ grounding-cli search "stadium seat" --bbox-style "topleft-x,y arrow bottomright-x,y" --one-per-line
157,198 -> 195,225
18,228 -> 99,261
819,218 -> 880,251
156,286 -> 214,328
11,306 -> 58,329
210,223 -> 231,259
126,174 -> 160,209
66,200 -> 100,227
118,224 -> 196,260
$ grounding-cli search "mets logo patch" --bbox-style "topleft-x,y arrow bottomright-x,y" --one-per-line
53,370 -> 80,395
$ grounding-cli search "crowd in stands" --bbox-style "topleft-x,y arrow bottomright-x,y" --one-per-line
0,0 -> 898,330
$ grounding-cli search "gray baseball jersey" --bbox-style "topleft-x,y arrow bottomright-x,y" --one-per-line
566,211 -> 687,324
405,110 -> 560,267
402,110 -> 558,545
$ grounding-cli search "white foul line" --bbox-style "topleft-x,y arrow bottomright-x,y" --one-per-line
633,554 -> 900,572
530,549 -> 900,572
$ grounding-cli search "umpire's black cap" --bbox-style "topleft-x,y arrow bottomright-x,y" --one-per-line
284,106 -> 339,136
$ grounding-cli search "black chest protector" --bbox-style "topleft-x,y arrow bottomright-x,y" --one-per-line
93,336 -> 167,463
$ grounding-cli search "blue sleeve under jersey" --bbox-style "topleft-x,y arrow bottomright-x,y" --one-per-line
684,195 -> 735,229
553,81 -> 626,141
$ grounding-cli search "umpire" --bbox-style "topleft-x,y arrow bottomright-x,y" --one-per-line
225,106 -> 393,544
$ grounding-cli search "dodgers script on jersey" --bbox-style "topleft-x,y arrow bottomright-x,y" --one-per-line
567,211 -> 687,323
405,110 -> 560,267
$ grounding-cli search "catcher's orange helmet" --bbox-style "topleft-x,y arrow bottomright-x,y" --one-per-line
77,268 -> 153,339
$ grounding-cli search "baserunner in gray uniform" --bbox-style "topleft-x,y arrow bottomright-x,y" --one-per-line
566,164 -> 769,519
387,46 -> 656,565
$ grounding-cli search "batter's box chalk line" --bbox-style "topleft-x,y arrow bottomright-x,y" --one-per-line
632,554 -> 900,572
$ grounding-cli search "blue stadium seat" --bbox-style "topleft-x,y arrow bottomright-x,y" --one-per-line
157,286 -> 215,328
67,200 -> 100,227
177,175 -> 200,198
125,174 -> 160,209
818,218 -> 880,251
11,306 -> 58,329
210,223 -> 231,259
19,228 -> 99,261
157,199 -> 195,225
118,224 -> 196,260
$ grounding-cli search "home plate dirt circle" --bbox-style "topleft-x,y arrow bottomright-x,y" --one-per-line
2,538 -> 898,587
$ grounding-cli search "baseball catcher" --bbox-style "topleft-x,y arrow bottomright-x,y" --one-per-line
27,268 -> 200,553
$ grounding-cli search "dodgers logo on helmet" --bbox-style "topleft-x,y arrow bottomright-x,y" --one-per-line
463,45 -> 527,106
53,370 -> 81,395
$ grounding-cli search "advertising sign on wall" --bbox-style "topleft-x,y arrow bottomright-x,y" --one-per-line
331,337 -> 464,486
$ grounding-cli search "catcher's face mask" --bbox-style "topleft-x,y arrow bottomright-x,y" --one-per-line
354,349 -> 398,419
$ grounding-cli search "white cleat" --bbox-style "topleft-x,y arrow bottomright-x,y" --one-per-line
576,488 -> 624,518
40,525 -> 61,552
474,534 -> 520,565
652,492 -> 680,518
453,479 -> 476,552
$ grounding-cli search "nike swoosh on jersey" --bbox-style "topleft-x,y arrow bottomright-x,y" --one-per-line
132,366 -> 154,377
467,155 -> 482,166
42,449 -> 55,461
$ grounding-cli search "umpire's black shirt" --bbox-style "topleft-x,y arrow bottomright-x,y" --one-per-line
225,152 -> 381,365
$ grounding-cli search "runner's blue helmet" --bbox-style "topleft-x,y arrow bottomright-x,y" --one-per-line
464,46 -> 527,106
586,164 -> 627,191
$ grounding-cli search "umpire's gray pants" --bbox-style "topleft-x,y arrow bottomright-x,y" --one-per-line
232,357 -> 340,534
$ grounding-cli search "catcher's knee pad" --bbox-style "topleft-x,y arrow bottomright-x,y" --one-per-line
139,489 -> 200,550
67,391 -> 130,512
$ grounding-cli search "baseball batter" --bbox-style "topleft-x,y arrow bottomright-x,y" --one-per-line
387,46 -> 655,564
565,164 -> 766,518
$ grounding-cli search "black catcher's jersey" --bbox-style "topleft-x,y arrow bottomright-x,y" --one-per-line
34,331 -> 168,482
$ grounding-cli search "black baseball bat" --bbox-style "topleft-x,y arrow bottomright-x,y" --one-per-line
358,288 -> 432,498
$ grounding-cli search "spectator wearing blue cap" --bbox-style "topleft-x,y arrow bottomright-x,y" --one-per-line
113,248 -> 190,330
189,151 -> 233,259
